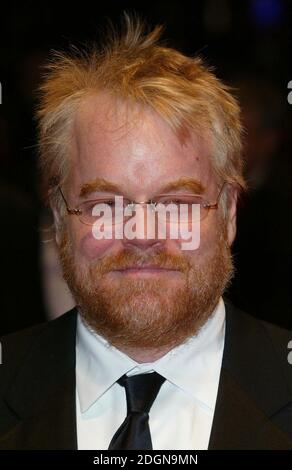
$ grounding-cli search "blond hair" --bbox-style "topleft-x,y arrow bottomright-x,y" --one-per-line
36,14 -> 246,213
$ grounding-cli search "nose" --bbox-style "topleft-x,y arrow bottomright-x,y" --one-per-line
122,235 -> 164,250
121,203 -> 165,250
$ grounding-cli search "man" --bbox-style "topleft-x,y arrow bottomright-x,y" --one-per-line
0,16 -> 292,450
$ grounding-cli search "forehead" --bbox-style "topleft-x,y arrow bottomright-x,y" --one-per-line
70,92 -> 214,196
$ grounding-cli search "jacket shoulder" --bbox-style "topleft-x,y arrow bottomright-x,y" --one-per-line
224,298 -> 292,395
0,308 -> 77,394
260,317 -> 292,392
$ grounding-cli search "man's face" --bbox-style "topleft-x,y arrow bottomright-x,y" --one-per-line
54,92 -> 237,354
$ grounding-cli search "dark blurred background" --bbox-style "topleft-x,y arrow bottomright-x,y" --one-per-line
0,0 -> 291,335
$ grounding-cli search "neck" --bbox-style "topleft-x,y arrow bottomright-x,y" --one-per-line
115,345 -> 176,364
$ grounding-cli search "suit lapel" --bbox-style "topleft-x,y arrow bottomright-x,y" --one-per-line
0,372 -> 77,449
0,309 -> 78,450
209,300 -> 292,449
208,368 -> 292,449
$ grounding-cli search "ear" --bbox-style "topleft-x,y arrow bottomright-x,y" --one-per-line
50,201 -> 63,246
226,185 -> 238,246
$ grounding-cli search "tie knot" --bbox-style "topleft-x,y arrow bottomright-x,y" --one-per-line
117,372 -> 166,414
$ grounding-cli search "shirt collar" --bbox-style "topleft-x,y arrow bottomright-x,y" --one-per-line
76,297 -> 225,413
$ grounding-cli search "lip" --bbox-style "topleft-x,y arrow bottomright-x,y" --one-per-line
112,265 -> 179,274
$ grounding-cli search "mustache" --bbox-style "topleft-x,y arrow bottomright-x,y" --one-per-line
92,249 -> 192,275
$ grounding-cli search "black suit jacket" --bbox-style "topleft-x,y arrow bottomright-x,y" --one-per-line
0,300 -> 292,450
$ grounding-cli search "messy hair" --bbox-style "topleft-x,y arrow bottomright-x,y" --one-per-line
36,13 -> 246,215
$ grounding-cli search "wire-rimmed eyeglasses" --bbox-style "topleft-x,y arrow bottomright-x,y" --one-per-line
57,183 -> 226,226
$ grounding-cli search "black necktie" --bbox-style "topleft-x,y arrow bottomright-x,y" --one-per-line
108,371 -> 166,450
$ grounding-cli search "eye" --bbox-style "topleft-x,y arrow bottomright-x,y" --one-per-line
89,199 -> 116,207
80,199 -> 116,215
168,199 -> 183,205
156,198 -> 188,205
101,199 -> 115,207
155,195 -> 204,206
155,198 -> 179,205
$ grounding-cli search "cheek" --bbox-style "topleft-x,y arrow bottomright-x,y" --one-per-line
192,217 -> 220,253
78,231 -> 116,261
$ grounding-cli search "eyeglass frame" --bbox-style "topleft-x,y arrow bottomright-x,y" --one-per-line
56,182 -> 227,226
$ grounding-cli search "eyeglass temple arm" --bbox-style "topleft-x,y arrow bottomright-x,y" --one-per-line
58,187 -> 81,215
204,182 -> 226,210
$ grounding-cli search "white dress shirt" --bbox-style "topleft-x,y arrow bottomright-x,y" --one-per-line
76,297 -> 226,450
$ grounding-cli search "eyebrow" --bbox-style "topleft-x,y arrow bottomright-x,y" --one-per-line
79,178 -> 123,198
160,177 -> 205,194
79,176 -> 205,199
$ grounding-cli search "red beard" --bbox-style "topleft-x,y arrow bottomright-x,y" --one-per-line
58,224 -> 233,352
